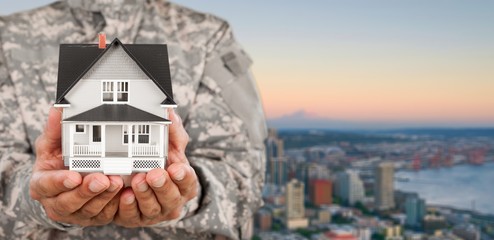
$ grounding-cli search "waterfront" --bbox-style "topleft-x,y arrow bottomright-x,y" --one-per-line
396,162 -> 494,215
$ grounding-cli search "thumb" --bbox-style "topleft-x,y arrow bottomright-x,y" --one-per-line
167,108 -> 189,156
44,107 -> 62,145
36,107 -> 62,154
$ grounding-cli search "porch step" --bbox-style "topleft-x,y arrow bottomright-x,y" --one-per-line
102,158 -> 133,175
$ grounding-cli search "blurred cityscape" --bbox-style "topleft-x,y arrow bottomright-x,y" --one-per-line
253,128 -> 494,240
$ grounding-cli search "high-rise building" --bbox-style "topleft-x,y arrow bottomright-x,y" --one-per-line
310,179 -> 332,206
374,162 -> 395,210
265,128 -> 287,186
405,195 -> 426,228
304,163 -> 331,194
334,170 -> 365,205
285,179 -> 309,229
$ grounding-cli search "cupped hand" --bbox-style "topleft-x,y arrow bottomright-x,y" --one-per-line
114,109 -> 198,227
30,108 -> 124,226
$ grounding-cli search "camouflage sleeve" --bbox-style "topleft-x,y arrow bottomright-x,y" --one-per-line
179,21 -> 268,239
0,19 -> 73,237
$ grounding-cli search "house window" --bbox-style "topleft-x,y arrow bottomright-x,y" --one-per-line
102,81 -> 128,103
123,125 -> 150,144
75,124 -> 85,133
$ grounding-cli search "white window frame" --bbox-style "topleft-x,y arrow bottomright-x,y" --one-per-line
101,80 -> 129,104
122,125 -> 151,145
75,124 -> 86,134
122,126 -> 133,145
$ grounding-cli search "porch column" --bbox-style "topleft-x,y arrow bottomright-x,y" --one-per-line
164,125 -> 169,157
134,125 -> 139,153
159,124 -> 164,157
128,124 -> 132,157
69,124 -> 75,157
101,124 -> 106,157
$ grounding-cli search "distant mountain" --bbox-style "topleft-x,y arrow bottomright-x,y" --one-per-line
267,110 -> 494,131
267,110 -> 400,130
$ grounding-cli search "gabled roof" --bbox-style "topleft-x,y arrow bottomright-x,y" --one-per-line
64,104 -> 170,122
55,38 -> 173,104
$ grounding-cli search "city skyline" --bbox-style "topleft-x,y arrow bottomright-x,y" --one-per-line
1,1 -> 493,128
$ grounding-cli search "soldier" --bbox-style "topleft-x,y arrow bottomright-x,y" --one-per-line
0,0 -> 267,239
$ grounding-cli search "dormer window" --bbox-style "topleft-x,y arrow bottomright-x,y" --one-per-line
102,80 -> 129,103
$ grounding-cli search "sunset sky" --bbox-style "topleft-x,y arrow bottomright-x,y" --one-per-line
2,1 -> 493,127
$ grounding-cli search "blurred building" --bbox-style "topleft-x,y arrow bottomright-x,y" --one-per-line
423,215 -> 448,234
395,190 -> 418,212
321,230 -> 358,240
353,227 -> 371,240
405,194 -> 426,228
374,162 -> 395,210
452,224 -> 480,240
317,208 -> 332,224
310,179 -> 333,206
334,170 -> 365,205
383,225 -> 403,240
254,208 -> 272,232
285,179 -> 309,229
265,128 -> 288,186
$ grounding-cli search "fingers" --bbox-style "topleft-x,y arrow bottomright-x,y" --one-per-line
30,170 -> 82,199
92,194 -> 121,226
131,173 -> 161,219
52,173 -> 110,216
116,188 -> 140,228
146,168 -> 182,217
77,175 -> 123,218
167,163 -> 198,201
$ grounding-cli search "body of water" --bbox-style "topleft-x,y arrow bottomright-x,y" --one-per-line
395,162 -> 494,215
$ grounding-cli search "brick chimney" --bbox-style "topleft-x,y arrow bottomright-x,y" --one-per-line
98,33 -> 106,49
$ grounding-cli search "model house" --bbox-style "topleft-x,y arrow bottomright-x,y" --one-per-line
54,34 -> 176,175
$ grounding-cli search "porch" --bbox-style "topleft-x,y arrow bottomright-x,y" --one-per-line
68,123 -> 167,158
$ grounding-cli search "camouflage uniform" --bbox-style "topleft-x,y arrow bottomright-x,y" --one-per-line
0,0 -> 267,239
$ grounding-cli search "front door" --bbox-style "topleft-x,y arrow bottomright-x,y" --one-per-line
92,125 -> 102,143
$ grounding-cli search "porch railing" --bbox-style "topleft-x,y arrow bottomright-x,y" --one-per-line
73,145 -> 101,156
132,145 -> 159,156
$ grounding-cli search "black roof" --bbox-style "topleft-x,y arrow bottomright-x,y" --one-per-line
64,104 -> 170,122
55,38 -> 173,104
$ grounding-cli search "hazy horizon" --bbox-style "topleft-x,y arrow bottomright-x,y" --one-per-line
1,1 -> 493,127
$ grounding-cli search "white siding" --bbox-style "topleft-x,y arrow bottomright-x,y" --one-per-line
84,44 -> 149,80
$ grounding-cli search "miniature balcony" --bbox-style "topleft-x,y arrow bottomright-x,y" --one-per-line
73,144 -> 159,157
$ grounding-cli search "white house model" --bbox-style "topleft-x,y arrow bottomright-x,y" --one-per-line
54,35 -> 176,175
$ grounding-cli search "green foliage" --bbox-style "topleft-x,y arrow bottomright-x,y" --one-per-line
295,228 -> 320,238
371,232 -> 386,240
354,201 -> 372,215
271,222 -> 282,232
333,196 -> 342,205
332,214 -> 353,224
251,235 -> 261,240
